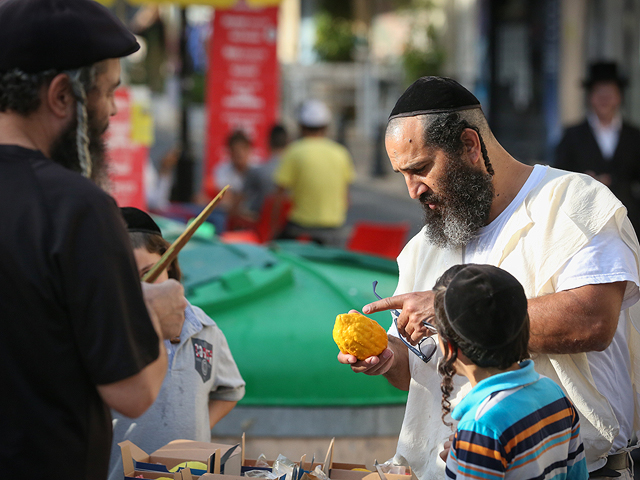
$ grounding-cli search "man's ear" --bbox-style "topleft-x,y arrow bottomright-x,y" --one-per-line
460,128 -> 482,166
45,74 -> 75,119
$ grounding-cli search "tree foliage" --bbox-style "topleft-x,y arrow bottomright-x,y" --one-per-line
314,11 -> 356,62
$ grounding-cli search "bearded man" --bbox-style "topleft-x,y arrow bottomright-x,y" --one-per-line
338,77 -> 640,480
0,1 -> 186,479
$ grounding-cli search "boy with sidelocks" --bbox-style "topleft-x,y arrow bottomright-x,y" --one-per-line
432,264 -> 588,479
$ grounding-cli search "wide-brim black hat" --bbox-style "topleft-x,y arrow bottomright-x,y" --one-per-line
0,0 -> 140,73
583,61 -> 628,89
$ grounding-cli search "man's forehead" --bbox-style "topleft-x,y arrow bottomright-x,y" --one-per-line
95,58 -> 121,83
386,117 -> 428,153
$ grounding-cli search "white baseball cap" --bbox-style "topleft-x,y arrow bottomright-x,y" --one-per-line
298,100 -> 331,128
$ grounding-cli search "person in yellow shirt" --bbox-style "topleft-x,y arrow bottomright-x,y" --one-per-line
273,100 -> 355,246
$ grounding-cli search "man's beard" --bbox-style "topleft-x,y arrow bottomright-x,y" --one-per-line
50,108 -> 110,189
420,154 -> 494,249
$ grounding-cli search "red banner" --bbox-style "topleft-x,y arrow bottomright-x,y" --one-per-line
204,4 -> 280,198
105,88 -> 149,210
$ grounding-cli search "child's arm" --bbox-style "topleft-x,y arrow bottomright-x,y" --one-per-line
209,399 -> 238,429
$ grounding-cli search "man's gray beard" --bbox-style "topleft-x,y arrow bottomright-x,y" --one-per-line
49,111 -> 110,189
420,155 -> 494,249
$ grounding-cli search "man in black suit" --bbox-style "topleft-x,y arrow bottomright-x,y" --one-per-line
556,61 -> 640,231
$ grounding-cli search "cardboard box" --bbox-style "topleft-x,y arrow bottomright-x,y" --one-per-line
119,439 -> 242,479
178,436 -> 414,480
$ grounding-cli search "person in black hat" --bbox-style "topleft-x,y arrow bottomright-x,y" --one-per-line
337,76 -> 640,479
432,264 -> 588,479
0,1 -> 187,478
556,61 -> 640,231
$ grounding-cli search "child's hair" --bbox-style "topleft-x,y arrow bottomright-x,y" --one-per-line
432,264 -> 530,427
129,231 -> 182,282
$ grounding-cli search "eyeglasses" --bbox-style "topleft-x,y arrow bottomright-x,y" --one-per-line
372,281 -> 438,364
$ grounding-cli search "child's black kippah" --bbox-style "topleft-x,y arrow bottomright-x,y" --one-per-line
388,76 -> 481,121
121,207 -> 162,236
443,264 -> 528,351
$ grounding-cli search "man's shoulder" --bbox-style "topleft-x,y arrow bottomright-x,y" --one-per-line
525,167 -> 623,228
0,145 -> 115,208
531,166 -> 614,199
41,162 -> 116,210
622,121 -> 640,137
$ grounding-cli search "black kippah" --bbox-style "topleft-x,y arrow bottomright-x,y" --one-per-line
389,76 -> 481,121
443,264 -> 528,351
121,207 -> 162,237
0,0 -> 140,73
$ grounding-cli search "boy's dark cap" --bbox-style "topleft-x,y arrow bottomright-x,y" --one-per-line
120,207 -> 162,236
0,0 -> 140,74
388,76 -> 481,121
583,61 -> 628,90
444,264 -> 528,350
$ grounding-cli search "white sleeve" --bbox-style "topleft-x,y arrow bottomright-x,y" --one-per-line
209,327 -> 246,402
556,216 -> 640,310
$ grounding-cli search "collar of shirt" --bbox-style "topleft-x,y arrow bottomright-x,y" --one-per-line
588,113 -> 622,159
588,112 -> 622,133
164,303 -> 214,362
451,359 -> 538,421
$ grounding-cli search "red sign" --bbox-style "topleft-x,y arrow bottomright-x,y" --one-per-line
204,4 -> 279,197
105,88 -> 148,210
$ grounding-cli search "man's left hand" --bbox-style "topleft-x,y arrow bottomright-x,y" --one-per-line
439,433 -> 455,463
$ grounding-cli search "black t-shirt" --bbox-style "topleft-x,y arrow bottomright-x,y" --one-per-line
0,146 -> 159,480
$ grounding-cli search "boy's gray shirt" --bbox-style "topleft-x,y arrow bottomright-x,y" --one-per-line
108,304 -> 245,480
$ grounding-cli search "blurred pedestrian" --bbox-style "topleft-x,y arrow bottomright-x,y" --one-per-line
215,129 -> 257,230
274,100 -> 355,246
556,61 -> 640,231
243,124 -> 288,218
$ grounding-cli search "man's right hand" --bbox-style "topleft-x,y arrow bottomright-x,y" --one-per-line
363,290 -> 437,344
141,280 -> 187,340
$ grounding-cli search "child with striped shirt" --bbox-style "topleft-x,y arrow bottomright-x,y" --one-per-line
432,264 -> 588,480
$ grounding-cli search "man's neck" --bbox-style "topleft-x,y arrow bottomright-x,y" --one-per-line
0,112 -> 54,157
486,143 -> 534,224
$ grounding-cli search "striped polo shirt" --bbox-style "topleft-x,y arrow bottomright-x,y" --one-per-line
445,360 -> 588,479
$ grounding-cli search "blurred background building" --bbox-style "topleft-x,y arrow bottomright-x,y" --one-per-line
107,0 -> 640,202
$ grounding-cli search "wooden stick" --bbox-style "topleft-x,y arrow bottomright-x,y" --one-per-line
142,185 -> 229,284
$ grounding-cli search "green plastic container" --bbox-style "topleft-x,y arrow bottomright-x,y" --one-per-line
155,217 -> 408,407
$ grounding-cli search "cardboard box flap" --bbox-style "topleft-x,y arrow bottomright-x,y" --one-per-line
154,440 -> 240,463
322,438 -> 335,477
125,471 -> 179,480
120,440 -> 152,462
